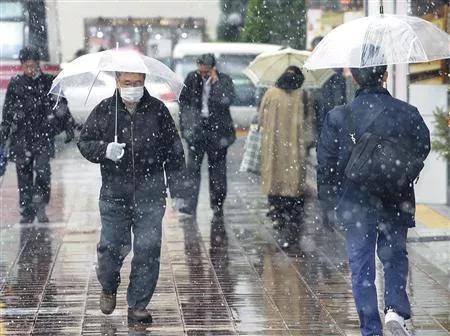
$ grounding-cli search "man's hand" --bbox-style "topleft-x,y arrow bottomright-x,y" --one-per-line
105,142 -> 126,162
64,129 -> 75,144
210,68 -> 219,84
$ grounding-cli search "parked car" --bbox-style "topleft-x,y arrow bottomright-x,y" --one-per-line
172,42 -> 282,128
62,69 -> 179,127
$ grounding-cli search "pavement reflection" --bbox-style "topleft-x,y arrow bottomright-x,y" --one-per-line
0,141 -> 448,335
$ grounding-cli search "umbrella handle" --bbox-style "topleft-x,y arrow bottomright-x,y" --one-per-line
115,89 -> 118,143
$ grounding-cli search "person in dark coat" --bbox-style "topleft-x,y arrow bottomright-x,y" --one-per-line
310,36 -> 347,139
0,47 -> 75,223
178,53 -> 236,222
78,71 -> 184,325
317,65 -> 430,336
310,37 -> 347,228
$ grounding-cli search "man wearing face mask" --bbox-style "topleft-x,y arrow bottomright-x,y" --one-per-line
0,47 -> 75,223
78,71 -> 184,325
178,53 -> 236,223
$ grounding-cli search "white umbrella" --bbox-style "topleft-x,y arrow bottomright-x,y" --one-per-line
243,48 -> 335,89
304,14 -> 450,70
50,47 -> 183,142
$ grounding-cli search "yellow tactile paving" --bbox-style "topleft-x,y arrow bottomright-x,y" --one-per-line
416,204 -> 450,229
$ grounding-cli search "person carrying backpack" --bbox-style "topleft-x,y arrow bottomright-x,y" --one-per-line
317,65 -> 430,336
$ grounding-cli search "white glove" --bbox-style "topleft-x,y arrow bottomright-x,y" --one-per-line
105,142 -> 125,162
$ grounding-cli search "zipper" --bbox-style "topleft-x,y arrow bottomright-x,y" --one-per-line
130,117 -> 136,205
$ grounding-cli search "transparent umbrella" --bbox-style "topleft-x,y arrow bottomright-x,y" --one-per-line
243,48 -> 335,88
304,14 -> 450,70
49,47 -> 183,141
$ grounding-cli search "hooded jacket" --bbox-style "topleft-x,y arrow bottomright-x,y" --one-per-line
78,89 -> 185,201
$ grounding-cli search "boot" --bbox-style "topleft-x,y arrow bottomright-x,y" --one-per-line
128,308 -> 152,324
100,290 -> 116,315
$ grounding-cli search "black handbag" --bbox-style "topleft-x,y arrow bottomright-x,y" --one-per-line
344,104 -> 424,199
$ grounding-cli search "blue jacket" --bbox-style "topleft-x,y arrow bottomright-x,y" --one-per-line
317,87 -> 430,227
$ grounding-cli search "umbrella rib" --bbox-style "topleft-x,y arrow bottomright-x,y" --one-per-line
402,20 -> 428,61
84,70 -> 101,106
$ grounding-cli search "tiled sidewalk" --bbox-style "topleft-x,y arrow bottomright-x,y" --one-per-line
0,141 -> 449,335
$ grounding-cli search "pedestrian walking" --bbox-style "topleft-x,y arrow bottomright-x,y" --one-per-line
310,37 -> 347,228
259,66 -> 310,248
317,65 -> 430,336
178,53 -> 236,223
78,71 -> 184,324
0,47 -> 75,223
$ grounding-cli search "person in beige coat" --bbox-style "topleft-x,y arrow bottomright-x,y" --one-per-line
259,66 -> 310,248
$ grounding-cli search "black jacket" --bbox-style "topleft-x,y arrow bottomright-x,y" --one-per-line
179,71 -> 236,148
78,89 -> 185,201
0,73 -> 75,159
317,87 -> 430,227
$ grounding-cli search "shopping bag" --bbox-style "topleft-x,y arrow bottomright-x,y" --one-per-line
239,124 -> 262,175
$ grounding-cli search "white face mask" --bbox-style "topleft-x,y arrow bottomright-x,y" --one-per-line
120,86 -> 144,103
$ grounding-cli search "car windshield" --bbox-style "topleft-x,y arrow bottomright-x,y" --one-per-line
174,54 -> 258,106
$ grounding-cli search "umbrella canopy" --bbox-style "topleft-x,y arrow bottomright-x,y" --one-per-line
243,48 -> 335,89
50,48 -> 184,142
49,48 -> 184,105
305,14 -> 450,70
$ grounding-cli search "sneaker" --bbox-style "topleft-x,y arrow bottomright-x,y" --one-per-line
100,290 -> 116,315
385,309 -> 411,336
128,308 -> 152,325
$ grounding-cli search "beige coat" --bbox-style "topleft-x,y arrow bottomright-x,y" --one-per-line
259,87 -> 311,198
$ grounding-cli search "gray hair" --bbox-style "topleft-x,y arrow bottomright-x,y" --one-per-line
115,71 -> 146,80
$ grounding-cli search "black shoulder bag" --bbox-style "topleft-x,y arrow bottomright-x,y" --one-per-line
344,104 -> 424,200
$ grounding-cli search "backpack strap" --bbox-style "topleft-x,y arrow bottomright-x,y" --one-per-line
345,100 -> 385,145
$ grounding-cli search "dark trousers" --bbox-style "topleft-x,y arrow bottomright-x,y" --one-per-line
268,195 -> 304,224
345,221 -> 410,336
97,197 -> 166,309
183,141 -> 228,214
15,152 -> 51,214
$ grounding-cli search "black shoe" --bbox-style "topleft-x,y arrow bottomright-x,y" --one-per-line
178,207 -> 195,219
19,207 -> 35,224
128,308 -> 153,325
100,290 -> 116,315
20,214 -> 35,224
36,207 -> 49,223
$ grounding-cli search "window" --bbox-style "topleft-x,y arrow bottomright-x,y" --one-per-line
0,1 -> 25,59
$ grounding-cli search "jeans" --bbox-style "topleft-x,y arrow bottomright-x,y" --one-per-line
183,141 -> 228,214
97,196 -> 166,309
345,221 -> 410,336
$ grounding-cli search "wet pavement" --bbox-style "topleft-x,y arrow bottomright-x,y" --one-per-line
0,138 -> 449,335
